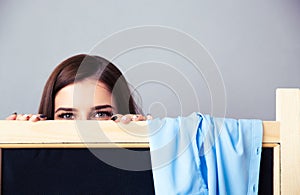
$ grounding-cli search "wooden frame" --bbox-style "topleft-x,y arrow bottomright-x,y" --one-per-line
0,88 -> 299,194
276,89 -> 300,194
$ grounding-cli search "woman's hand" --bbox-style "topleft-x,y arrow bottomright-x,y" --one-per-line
5,112 -> 152,123
6,113 -> 47,122
110,114 -> 152,124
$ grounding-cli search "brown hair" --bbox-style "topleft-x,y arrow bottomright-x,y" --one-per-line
38,54 -> 142,119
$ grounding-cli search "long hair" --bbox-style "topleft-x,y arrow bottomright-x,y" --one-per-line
38,54 -> 141,119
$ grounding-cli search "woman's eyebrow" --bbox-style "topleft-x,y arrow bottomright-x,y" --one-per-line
55,107 -> 78,113
91,105 -> 113,110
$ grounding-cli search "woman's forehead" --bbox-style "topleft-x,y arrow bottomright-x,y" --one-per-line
77,79 -> 110,90
58,80 -> 110,94
54,80 -> 113,109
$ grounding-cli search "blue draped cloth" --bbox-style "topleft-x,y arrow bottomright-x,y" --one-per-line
148,113 -> 262,195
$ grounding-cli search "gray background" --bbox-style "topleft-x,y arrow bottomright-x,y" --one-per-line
0,0 -> 299,120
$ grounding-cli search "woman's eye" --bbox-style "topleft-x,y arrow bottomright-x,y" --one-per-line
58,113 -> 75,120
92,111 -> 113,119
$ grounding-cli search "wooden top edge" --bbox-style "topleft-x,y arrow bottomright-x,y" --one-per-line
276,88 -> 300,92
262,121 -> 280,143
0,120 -> 280,148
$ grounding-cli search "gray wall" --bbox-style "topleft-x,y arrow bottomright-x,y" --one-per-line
0,0 -> 299,120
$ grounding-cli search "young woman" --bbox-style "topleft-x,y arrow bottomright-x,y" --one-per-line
6,54 -> 149,123
3,54 -> 154,194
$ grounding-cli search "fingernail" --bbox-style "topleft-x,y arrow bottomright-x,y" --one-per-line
146,114 -> 152,120
111,116 -> 118,121
24,114 -> 30,119
132,115 -> 138,120
121,116 -> 127,121
39,114 -> 47,119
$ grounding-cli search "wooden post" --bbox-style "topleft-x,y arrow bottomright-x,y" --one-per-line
273,145 -> 280,195
0,148 -> 1,195
276,88 -> 300,194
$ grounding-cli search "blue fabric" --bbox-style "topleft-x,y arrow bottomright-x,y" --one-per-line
148,113 -> 263,195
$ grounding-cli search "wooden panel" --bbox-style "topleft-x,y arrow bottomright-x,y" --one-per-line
262,143 -> 280,148
0,116 -> 282,194
0,120 -> 149,147
276,88 -> 300,195
262,121 -> 280,144
273,145 -> 280,195
0,120 -> 278,148
0,143 -> 150,149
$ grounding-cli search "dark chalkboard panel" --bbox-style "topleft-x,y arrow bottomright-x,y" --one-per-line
2,148 -> 155,195
2,147 -> 274,194
258,148 -> 273,195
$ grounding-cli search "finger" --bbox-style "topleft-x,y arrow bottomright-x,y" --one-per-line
6,112 -> 18,120
20,114 -> 31,121
132,114 -> 152,121
120,114 -> 132,124
29,115 -> 40,122
131,114 -> 138,121
16,114 -> 24,120
38,114 -> 47,121
146,114 -> 153,120
110,114 -> 122,122
131,114 -> 146,121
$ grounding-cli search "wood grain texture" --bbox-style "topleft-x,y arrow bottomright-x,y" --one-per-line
0,120 -> 148,145
273,145 -> 280,195
0,120 -> 278,148
276,88 -> 300,195
262,121 -> 280,144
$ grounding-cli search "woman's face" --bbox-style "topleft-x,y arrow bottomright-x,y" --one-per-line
54,80 -> 117,120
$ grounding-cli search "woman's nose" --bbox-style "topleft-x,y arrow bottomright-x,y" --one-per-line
77,112 -> 88,120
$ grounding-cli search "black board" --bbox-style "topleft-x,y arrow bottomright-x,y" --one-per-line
2,148 -> 155,194
2,147 -> 273,194
258,148 -> 273,195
